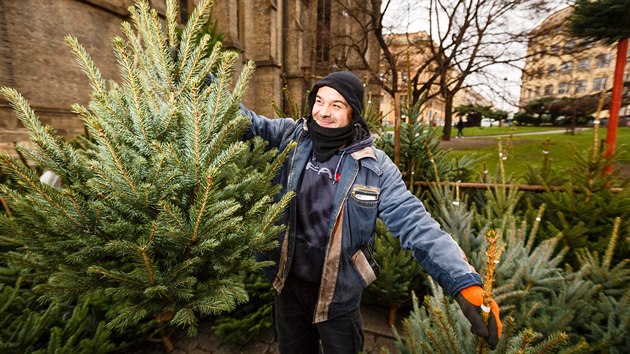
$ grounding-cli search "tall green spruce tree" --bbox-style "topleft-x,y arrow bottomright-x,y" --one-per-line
0,0 -> 291,347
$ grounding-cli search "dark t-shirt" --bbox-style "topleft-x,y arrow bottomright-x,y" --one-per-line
290,151 -> 344,283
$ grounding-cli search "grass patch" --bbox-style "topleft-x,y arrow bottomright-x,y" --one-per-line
452,125 -> 563,137
444,127 -> 630,181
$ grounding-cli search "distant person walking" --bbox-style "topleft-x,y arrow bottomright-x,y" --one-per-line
456,118 -> 465,138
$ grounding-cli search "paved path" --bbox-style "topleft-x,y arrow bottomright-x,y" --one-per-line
136,304 -> 400,353
460,127 -> 592,138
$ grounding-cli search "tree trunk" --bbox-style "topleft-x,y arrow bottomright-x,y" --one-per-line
442,95 -> 454,140
388,304 -> 398,326
159,327 -> 174,352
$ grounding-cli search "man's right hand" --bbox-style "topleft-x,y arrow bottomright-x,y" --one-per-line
456,285 -> 502,349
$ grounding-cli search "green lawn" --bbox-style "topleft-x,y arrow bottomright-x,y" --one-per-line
443,126 -> 630,181
452,125 -> 561,137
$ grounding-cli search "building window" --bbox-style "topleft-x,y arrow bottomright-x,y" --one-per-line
564,40 -> 576,54
549,44 -> 560,55
558,82 -> 570,94
579,40 -> 594,50
595,53 -> 611,68
560,61 -> 573,74
544,84 -> 554,96
316,0 -> 331,64
535,86 -> 541,97
574,80 -> 587,94
547,64 -> 556,75
578,58 -> 591,71
553,27 -> 562,36
593,77 -> 607,91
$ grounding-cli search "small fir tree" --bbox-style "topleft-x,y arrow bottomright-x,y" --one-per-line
364,220 -> 425,325
0,0 -> 292,349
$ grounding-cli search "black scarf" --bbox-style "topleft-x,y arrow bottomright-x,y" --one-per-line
307,119 -> 354,162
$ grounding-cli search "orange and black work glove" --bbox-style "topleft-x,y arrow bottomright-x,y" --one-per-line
456,285 -> 502,349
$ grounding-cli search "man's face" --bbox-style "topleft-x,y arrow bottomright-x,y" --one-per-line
311,86 -> 353,129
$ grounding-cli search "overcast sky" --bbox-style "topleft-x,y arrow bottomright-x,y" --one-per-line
381,0 -> 573,111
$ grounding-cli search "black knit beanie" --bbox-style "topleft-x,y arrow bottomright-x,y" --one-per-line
307,71 -> 370,136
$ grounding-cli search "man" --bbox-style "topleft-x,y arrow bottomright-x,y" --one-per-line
240,71 -> 501,353
457,118 -> 465,138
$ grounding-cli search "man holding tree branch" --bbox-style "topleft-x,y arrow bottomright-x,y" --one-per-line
239,71 -> 501,353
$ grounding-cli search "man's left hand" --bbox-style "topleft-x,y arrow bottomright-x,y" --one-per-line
456,285 -> 502,349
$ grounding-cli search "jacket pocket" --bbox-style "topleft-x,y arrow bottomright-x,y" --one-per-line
347,185 -> 379,241
351,249 -> 377,286
350,185 -> 380,205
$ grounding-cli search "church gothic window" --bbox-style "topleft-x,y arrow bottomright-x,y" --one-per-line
316,0 -> 331,64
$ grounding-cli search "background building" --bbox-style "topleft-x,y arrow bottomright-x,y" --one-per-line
519,6 -> 630,116
379,32 -> 491,127
0,0 -> 381,155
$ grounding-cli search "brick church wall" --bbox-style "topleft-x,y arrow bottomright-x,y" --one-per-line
0,0 -> 129,138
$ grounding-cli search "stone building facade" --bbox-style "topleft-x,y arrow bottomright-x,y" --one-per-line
519,6 -> 630,116
0,0 -> 137,150
0,0 -> 380,154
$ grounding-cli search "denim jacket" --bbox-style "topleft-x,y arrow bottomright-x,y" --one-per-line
242,108 -> 481,323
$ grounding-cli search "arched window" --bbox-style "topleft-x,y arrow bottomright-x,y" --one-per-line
316,0 -> 331,64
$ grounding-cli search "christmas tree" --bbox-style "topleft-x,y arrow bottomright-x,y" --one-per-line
389,138 -> 629,352
0,0 -> 292,349
364,220 -> 425,325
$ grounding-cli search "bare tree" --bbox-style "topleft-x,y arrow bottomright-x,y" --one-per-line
329,0 -> 563,141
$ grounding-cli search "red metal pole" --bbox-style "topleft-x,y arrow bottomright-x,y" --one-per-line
605,38 -> 628,161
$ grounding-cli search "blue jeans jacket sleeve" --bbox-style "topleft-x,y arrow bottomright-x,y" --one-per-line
239,104 -> 297,147
375,151 -> 481,295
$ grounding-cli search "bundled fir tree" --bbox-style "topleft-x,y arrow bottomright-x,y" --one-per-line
0,0 -> 292,349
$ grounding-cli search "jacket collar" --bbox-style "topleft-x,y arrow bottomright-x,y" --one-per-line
350,147 -> 375,161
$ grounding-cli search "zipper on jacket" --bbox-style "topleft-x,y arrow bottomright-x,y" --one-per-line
314,160 -> 361,322
287,129 -> 307,189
